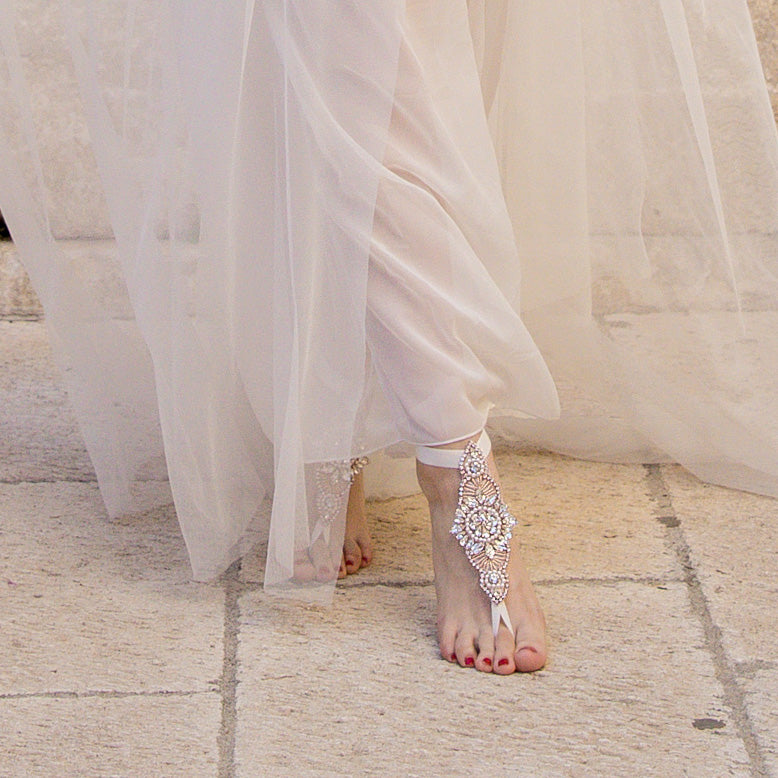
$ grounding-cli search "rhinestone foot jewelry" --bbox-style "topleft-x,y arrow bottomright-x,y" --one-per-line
416,431 -> 515,636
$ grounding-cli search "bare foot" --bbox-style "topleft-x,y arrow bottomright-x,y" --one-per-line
338,470 -> 373,578
294,537 -> 340,583
417,441 -> 547,674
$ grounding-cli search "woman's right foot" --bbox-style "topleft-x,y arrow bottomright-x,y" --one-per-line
294,470 -> 373,582
339,470 -> 373,578
416,440 -> 547,674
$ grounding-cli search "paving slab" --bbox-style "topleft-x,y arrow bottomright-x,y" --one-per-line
0,693 -> 220,777
749,0 -> 778,120
0,242 -> 42,318
0,481 -> 223,695
604,312 -> 778,450
739,667 -> 778,776
497,449 -> 679,582
0,319 -> 94,482
662,465 -> 778,664
5,1 -> 113,241
234,582 -> 749,778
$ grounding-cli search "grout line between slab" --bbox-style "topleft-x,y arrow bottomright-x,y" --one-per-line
337,574 -> 684,591
534,574 -> 684,588
0,689 -> 215,701
235,575 -> 686,597
217,560 -> 241,778
0,477 -> 173,485
644,464 -> 769,777
0,477 -> 98,484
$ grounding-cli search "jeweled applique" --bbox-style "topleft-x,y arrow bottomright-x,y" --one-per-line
450,442 -> 516,606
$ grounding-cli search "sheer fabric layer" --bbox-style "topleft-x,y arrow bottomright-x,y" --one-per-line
486,1 -> 778,498
1,0 -> 778,587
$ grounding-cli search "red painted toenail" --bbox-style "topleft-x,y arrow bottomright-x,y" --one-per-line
450,653 -> 457,662
465,657 -> 475,667
483,658 -> 492,667
498,658 -> 510,667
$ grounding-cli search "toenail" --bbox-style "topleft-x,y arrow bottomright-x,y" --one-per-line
465,657 -> 475,667
450,653 -> 457,662
483,658 -> 492,667
498,658 -> 510,667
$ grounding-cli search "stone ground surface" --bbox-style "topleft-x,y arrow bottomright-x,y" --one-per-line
1,315 -> 777,777
2,7 -> 778,775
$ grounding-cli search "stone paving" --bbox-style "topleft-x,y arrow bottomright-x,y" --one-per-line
3,4 -> 778,773
1,311 -> 777,777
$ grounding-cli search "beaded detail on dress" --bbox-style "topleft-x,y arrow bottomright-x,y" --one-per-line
309,457 -> 370,547
313,460 -> 353,529
349,457 -> 369,481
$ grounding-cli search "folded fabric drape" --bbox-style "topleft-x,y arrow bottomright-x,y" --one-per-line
1,0 -> 777,590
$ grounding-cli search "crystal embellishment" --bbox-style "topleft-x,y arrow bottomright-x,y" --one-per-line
450,442 -> 517,606
349,456 -> 369,481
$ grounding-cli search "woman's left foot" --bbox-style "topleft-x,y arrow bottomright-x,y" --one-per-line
293,468 -> 372,582
417,438 -> 547,674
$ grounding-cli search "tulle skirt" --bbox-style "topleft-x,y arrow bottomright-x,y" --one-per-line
1,0 -> 778,591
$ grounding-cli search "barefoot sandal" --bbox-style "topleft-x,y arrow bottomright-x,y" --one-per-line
416,431 -> 515,637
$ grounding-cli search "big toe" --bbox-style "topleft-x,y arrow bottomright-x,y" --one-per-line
514,642 -> 546,673
358,538 -> 373,567
342,538 -> 363,574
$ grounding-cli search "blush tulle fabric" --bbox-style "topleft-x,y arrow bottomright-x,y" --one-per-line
2,1 -> 778,590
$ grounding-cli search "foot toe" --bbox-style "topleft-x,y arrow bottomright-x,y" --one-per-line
356,534 -> 373,567
475,626 -> 495,672
439,624 -> 458,664
494,625 -> 516,674
454,631 -> 478,669
514,643 -> 546,673
342,538 -> 362,574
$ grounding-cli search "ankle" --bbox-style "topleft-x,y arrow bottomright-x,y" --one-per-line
416,460 -> 461,507
415,431 -> 494,503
